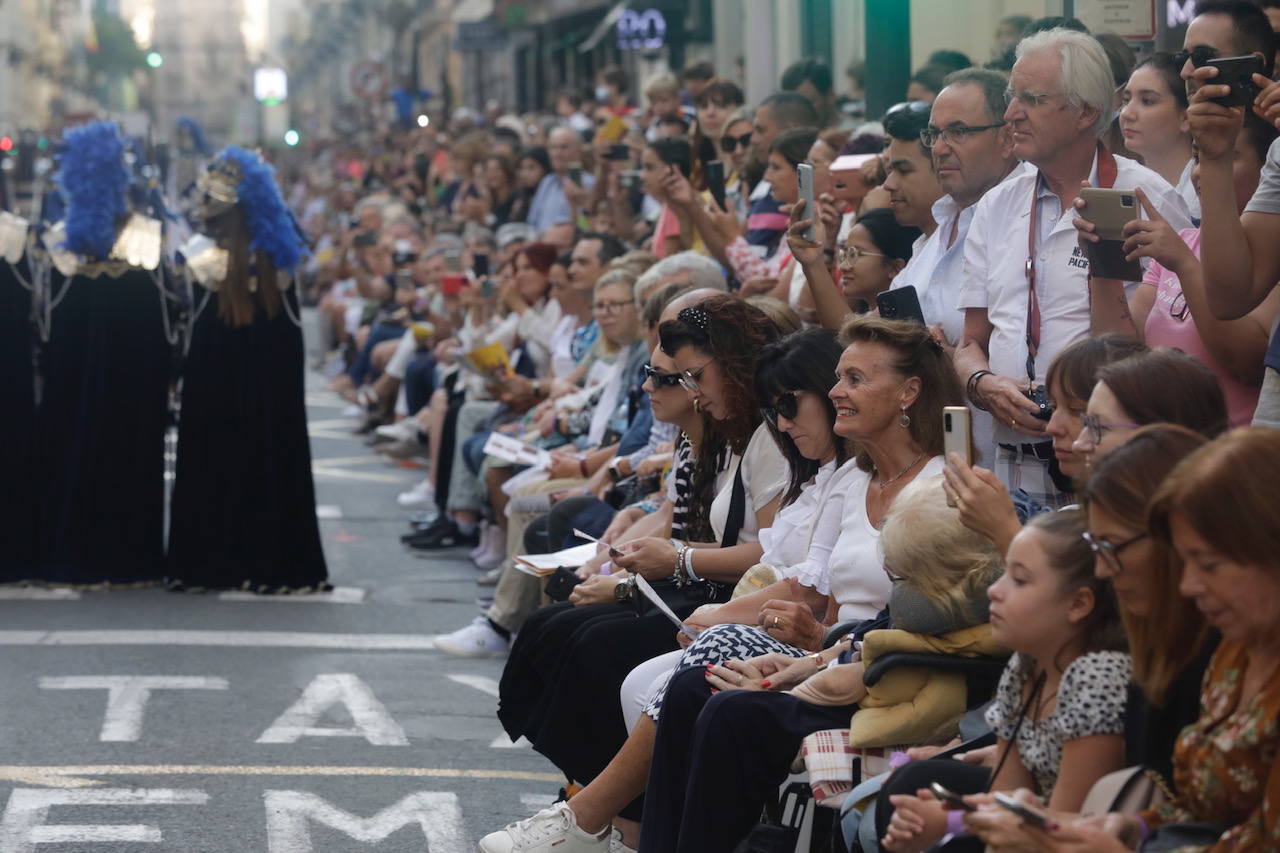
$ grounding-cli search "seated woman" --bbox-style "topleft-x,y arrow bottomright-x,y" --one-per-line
991,428 -> 1280,850
490,295 -> 784,844
881,510 -> 1130,853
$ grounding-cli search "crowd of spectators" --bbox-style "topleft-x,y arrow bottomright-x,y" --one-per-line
285,3 -> 1280,850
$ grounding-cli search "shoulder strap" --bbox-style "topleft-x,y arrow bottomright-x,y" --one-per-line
719,461 -> 747,548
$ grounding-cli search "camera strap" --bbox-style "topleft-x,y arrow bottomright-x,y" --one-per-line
1024,141 -> 1117,384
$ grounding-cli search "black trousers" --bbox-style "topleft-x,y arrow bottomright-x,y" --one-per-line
873,758 -> 990,851
639,666 -> 857,853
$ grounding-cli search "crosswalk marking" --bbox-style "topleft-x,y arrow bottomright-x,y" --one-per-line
0,630 -> 436,650
217,587 -> 366,604
0,765 -> 563,789
0,588 -> 81,600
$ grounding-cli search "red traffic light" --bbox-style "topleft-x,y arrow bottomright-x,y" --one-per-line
0,137 -> 13,152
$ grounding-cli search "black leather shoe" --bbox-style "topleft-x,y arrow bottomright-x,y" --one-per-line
400,516 -> 450,543
407,524 -> 480,551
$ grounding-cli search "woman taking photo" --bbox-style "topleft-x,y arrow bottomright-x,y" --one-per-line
791,206 -> 921,320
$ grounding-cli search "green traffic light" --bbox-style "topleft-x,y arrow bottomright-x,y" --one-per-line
284,130 -> 300,146
146,52 -> 163,69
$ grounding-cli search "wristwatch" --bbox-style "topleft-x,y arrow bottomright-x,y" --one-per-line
614,577 -> 635,602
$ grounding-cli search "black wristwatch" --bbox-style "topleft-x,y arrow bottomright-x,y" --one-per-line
614,577 -> 634,602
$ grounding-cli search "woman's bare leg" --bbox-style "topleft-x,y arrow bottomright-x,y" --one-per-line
566,714 -> 656,849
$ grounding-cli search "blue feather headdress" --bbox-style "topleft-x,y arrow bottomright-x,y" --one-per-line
203,146 -> 304,273
176,115 -> 212,156
58,121 -> 130,260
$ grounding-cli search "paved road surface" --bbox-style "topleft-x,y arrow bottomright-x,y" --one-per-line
0,371 -> 557,851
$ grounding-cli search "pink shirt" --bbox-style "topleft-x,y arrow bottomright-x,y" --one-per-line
1142,228 -> 1259,427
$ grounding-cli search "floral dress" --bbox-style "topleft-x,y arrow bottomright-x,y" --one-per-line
1141,641 -> 1280,850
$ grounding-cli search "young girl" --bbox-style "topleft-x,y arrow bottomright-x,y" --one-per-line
881,510 -> 1130,853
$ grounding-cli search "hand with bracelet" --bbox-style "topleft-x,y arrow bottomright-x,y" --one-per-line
968,369 -> 1048,436
611,536 -> 685,581
756,577 -> 827,650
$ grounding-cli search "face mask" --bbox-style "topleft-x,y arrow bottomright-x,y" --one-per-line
595,85 -> 611,102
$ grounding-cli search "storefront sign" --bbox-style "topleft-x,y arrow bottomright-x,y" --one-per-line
617,8 -> 666,50
1076,0 -> 1157,40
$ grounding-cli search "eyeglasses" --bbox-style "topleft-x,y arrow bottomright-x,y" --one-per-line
642,363 -> 683,388
1082,413 -> 1142,445
1172,46 -> 1219,70
835,245 -> 886,268
761,391 -> 800,427
720,132 -> 753,153
920,123 -> 1006,148
592,299 -> 634,315
1004,87 -> 1064,109
1082,530 -> 1149,575
1170,290 -> 1190,322
679,358 -> 714,393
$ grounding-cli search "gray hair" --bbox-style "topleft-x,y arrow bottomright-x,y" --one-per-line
633,251 -> 727,303
942,67 -> 1010,125
1016,28 -> 1115,137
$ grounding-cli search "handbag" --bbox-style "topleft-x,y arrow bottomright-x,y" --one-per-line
1081,765 -> 1169,816
1141,822 -> 1230,850
732,781 -> 811,853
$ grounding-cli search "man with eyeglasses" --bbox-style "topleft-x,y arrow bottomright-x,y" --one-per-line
955,28 -> 1192,508
1181,0 -> 1280,428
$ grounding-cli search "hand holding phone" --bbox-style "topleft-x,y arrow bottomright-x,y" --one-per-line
992,792 -> 1049,829
942,406 -> 972,507
796,163 -> 816,242
930,783 -> 975,812
706,160 -> 726,211
1078,188 -> 1143,281
1204,54 -> 1265,107
875,286 -> 926,325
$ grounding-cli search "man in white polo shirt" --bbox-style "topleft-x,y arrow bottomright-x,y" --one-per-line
955,28 -> 1192,506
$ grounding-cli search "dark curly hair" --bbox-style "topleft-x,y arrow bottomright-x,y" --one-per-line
755,327 -> 849,505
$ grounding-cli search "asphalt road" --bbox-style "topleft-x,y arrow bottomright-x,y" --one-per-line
0,367 -> 557,851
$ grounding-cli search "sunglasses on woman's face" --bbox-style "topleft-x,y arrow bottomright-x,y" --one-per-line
761,391 -> 800,427
720,132 -> 753,153
642,364 -> 684,388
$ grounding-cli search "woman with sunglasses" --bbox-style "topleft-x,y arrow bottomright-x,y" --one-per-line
1082,112 -> 1279,427
1071,347 -> 1227,469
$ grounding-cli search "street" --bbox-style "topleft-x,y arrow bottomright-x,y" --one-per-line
0,367 -> 554,852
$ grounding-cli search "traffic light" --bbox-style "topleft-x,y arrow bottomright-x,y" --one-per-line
0,137 -> 12,153
283,129 -> 300,147
146,51 -> 163,69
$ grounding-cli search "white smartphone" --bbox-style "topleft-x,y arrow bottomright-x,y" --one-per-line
796,163 -> 815,242
942,406 -> 972,507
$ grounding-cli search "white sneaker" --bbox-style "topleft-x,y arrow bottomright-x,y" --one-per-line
472,528 -> 507,571
397,479 -> 435,507
375,419 -> 418,442
469,522 -> 495,561
477,802 -> 612,853
435,617 -> 508,658
608,835 -> 636,853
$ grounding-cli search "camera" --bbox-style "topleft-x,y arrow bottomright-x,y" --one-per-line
1025,385 -> 1055,421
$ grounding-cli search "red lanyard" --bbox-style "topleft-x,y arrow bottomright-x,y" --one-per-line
1024,142 -> 1117,382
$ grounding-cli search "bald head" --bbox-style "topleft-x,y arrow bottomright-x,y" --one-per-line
547,127 -> 582,174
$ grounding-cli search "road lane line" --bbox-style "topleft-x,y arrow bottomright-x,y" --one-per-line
0,588 -> 81,600
0,630 -> 436,650
0,765 -> 563,789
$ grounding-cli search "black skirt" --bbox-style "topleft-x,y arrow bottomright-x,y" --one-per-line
166,286 -> 328,591
0,261 -> 38,581
35,268 -> 171,584
497,598 -> 700,821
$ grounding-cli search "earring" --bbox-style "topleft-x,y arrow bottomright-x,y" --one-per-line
693,399 -> 702,413
899,407 -> 911,428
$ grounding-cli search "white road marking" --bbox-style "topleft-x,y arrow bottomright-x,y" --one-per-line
489,734 -> 531,749
520,793 -> 557,812
446,673 -> 500,698
0,588 -> 80,600
0,788 -> 208,853
0,630 -> 436,650
263,790 -> 464,853
0,765 -> 563,789
315,504 -> 344,519
257,674 -> 409,746
38,676 -> 229,742
311,465 -> 411,484
217,587 -> 367,604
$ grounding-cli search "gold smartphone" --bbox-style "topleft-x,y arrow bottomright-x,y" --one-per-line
1079,187 -> 1143,281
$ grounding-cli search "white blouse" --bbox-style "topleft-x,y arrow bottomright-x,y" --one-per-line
757,457 -> 861,595
708,422 -> 790,545
827,456 -> 946,622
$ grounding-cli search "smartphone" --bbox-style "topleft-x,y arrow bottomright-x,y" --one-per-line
480,278 -> 497,298
942,407 -> 972,506
443,250 -> 464,274
597,115 -> 628,144
796,163 -> 816,242
830,154 -> 876,204
1079,187 -> 1143,281
876,285 -> 926,325
1204,54 -> 1265,107
604,143 -> 631,161
930,783 -> 975,813
619,169 -> 643,191
473,253 -> 490,277
352,231 -> 377,249
441,274 -> 468,296
569,163 -> 584,184
992,793 -> 1049,829
706,160 -> 726,211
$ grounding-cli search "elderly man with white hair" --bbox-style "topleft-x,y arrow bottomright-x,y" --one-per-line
954,28 -> 1193,507
632,250 -> 728,304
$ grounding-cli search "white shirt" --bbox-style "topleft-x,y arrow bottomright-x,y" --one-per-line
959,150 -> 1193,445
548,314 -> 583,378
708,423 -> 790,544
757,458 -> 861,595
827,457 -> 945,622
1175,159 -> 1201,221
515,298 -> 563,376
894,164 -> 1031,347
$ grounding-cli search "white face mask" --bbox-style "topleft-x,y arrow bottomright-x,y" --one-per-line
595,85 -> 612,102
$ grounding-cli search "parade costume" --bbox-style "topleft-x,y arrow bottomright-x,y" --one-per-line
166,147 -> 329,592
0,212 -> 40,581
